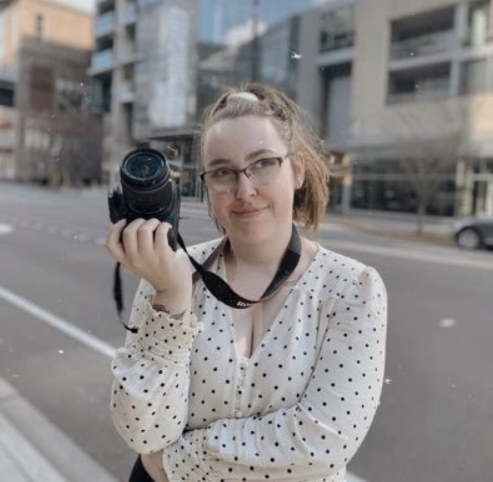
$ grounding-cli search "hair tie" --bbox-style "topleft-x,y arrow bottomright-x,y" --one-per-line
227,92 -> 259,103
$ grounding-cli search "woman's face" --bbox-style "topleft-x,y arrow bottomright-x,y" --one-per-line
202,115 -> 304,246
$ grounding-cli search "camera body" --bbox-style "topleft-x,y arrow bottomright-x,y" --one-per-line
108,148 -> 180,250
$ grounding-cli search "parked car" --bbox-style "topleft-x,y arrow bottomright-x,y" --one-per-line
453,215 -> 493,250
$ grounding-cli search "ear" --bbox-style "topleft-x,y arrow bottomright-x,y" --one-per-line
293,151 -> 305,189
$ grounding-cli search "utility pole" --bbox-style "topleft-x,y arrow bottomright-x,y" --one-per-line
251,0 -> 259,82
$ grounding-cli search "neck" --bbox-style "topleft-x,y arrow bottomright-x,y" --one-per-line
226,225 -> 294,270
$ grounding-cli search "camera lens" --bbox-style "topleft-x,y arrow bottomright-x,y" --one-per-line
125,154 -> 161,180
122,149 -> 167,185
119,148 -> 174,217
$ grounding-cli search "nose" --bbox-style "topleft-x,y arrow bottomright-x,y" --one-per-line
234,170 -> 257,199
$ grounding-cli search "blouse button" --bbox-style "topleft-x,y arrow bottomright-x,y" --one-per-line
235,410 -> 243,418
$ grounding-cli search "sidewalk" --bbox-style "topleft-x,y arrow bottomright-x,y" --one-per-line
326,209 -> 456,245
0,376 -> 119,482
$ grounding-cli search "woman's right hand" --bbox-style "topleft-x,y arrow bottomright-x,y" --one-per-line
105,218 -> 193,302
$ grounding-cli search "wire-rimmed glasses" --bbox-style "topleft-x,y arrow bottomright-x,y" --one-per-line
200,154 -> 288,193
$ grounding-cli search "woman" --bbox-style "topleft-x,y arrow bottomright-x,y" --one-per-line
105,84 -> 387,482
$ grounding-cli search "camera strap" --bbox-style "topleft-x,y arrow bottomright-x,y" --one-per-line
177,224 -> 301,309
113,225 -> 301,333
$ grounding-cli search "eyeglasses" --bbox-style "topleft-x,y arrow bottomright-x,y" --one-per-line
200,154 -> 288,193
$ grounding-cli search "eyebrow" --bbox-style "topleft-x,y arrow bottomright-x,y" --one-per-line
206,149 -> 278,169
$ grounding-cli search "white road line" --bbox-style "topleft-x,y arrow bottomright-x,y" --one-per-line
0,223 -> 13,235
326,240 -> 493,272
0,285 -> 116,359
74,233 -> 90,242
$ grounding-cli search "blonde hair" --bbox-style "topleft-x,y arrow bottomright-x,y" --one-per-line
196,83 -> 331,230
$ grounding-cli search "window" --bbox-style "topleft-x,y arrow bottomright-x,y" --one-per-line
35,13 -> 44,41
29,64 -> 54,111
387,63 -> 451,103
55,78 -> 84,112
390,7 -> 454,60
319,6 -> 355,53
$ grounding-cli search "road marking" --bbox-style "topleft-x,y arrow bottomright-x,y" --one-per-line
0,285 -> 116,359
326,240 -> 493,272
439,318 -> 457,328
0,223 -> 13,235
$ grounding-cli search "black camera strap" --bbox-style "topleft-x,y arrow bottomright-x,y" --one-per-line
113,225 -> 301,333
178,224 -> 301,309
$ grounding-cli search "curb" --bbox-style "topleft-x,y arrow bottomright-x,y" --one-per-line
0,376 -> 119,482
328,218 -> 455,246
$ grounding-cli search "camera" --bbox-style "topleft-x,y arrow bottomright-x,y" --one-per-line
108,148 -> 180,250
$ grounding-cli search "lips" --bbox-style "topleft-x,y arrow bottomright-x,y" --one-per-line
233,206 -> 266,217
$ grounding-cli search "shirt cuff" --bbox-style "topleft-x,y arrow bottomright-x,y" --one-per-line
162,428 -> 218,482
136,300 -> 202,366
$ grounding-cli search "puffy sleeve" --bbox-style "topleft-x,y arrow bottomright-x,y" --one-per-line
109,279 -> 203,453
160,266 -> 388,482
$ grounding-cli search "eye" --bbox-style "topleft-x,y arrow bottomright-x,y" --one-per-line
210,167 -> 235,179
252,157 -> 278,171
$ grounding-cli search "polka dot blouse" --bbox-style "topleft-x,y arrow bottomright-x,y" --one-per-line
110,239 -> 387,482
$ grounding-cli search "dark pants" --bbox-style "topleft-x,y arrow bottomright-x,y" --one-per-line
129,456 -> 155,482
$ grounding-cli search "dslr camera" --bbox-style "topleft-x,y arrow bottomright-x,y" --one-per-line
108,148 -> 180,250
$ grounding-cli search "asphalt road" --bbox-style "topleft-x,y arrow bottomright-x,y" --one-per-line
0,184 -> 491,482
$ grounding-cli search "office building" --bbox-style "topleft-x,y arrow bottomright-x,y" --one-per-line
351,0 -> 493,216
91,0 -> 493,215
0,0 -> 101,185
90,0 -> 330,194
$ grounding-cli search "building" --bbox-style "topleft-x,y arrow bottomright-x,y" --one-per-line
89,0 -> 198,189
15,37 -> 102,185
91,0 -> 493,215
0,0 -> 101,185
225,0 -> 493,216
350,0 -> 493,216
90,0 -> 327,195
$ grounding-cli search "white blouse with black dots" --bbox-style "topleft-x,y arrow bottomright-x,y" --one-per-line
110,239 -> 388,482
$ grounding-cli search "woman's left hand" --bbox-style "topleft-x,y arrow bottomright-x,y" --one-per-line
141,451 -> 168,482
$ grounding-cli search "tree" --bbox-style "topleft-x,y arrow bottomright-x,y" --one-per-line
393,100 -> 477,234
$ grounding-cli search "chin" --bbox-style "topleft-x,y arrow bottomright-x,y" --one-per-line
231,222 -> 285,248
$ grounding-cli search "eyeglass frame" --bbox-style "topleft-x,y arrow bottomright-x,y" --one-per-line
199,153 -> 290,193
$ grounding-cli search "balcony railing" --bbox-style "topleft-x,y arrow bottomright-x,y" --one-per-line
388,79 -> 450,103
90,49 -> 115,72
390,31 -> 455,60
95,11 -> 116,37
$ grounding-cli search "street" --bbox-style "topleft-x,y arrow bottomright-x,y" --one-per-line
0,183 -> 491,482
